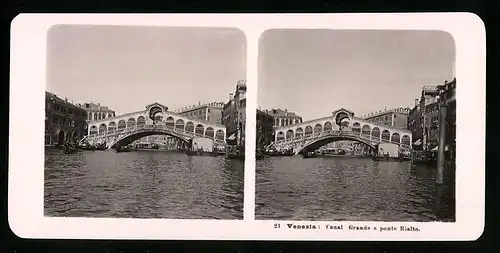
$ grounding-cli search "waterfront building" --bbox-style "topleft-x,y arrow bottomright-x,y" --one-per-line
79,102 -> 115,121
256,109 -> 275,149
438,78 -> 456,159
409,78 -> 456,152
263,108 -> 302,128
45,92 -> 88,145
173,101 -> 225,125
222,81 -> 246,146
361,107 -> 410,129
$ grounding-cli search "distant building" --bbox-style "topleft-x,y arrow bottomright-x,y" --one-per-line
407,100 -> 423,149
264,108 -> 303,128
45,92 -> 88,145
222,81 -> 246,146
256,109 -> 275,149
173,101 -> 225,125
361,107 -> 410,129
79,102 -> 115,121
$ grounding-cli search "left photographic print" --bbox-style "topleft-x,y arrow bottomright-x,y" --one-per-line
44,25 -> 247,219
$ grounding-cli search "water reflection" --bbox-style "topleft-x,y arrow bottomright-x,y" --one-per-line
44,148 -> 244,219
255,156 -> 455,221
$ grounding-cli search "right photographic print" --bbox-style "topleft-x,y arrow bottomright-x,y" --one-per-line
255,29 -> 456,222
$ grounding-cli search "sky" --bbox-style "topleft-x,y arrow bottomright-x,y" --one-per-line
257,29 -> 456,121
46,25 -> 246,115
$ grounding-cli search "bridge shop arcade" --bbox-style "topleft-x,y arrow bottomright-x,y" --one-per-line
82,102 -> 227,152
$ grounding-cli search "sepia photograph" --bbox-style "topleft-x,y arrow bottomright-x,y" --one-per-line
255,29 -> 457,222
43,25 -> 247,219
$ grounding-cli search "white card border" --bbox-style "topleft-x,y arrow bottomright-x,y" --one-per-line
9,13 -> 485,241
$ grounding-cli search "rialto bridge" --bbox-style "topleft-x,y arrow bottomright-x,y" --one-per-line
81,102 -> 227,149
270,108 -> 413,155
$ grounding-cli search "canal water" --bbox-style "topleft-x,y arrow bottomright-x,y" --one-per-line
255,156 -> 455,222
44,148 -> 244,219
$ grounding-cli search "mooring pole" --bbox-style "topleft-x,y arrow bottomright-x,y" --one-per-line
436,103 -> 448,185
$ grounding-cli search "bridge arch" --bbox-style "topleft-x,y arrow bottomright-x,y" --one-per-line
295,127 -> 303,138
205,127 -> 215,138
371,127 -> 380,141
352,122 -> 361,133
117,120 -> 126,129
186,121 -> 194,133
216,130 -> 225,141
98,123 -> 107,133
109,130 -> 190,149
361,125 -> 370,135
401,135 -> 411,146
175,119 -> 185,131
391,132 -> 401,143
166,116 -> 175,128
381,130 -> 391,141
277,131 -> 285,141
286,129 -> 294,139
297,135 -> 376,155
313,124 -> 322,134
90,125 -> 98,135
127,118 -> 136,127
108,121 -> 117,132
305,126 -> 313,136
137,116 -> 146,126
195,124 -> 204,135
324,122 -> 333,131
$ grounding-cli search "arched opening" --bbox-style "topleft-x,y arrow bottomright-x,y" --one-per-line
58,130 -> 65,145
286,129 -> 294,139
205,127 -> 215,138
99,123 -> 107,133
166,116 -> 175,128
216,130 -> 225,141
371,127 -> 380,141
324,121 -> 333,132
295,127 -> 304,138
175,119 -> 185,131
127,118 -> 136,128
186,122 -> 194,133
89,125 -> 98,135
111,131 -> 189,150
362,125 -> 371,136
195,124 -> 204,136
314,123 -> 322,133
277,131 -> 285,141
137,116 -> 146,126
118,120 -> 126,129
381,130 -> 391,141
391,132 -> 401,143
305,126 -> 313,136
352,122 -> 361,133
108,122 -> 117,132
401,135 -> 411,146
300,136 -> 376,154
108,113 -> 113,118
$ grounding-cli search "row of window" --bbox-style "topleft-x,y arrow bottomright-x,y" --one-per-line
88,111 -> 115,121
47,101 -> 87,118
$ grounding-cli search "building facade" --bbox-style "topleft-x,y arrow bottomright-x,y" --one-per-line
256,109 -> 275,149
173,101 -> 225,125
222,81 -> 246,146
361,107 -> 410,129
408,78 -> 456,152
45,92 -> 88,145
79,102 -> 115,121
438,78 -> 456,159
263,109 -> 302,128
407,100 -> 423,149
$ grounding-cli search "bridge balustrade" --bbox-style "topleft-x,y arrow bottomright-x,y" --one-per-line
272,128 -> 411,149
83,124 -> 224,144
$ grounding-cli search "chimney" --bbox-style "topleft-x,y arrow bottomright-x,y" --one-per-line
415,99 -> 419,106
65,97 -> 68,103
229,93 -> 233,101
198,101 -> 201,106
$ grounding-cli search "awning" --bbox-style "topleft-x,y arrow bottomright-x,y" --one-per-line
413,139 -> 422,145
227,133 -> 236,140
431,145 -> 449,151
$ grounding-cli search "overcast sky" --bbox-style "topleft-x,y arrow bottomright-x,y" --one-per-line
46,25 -> 246,115
257,29 -> 455,120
